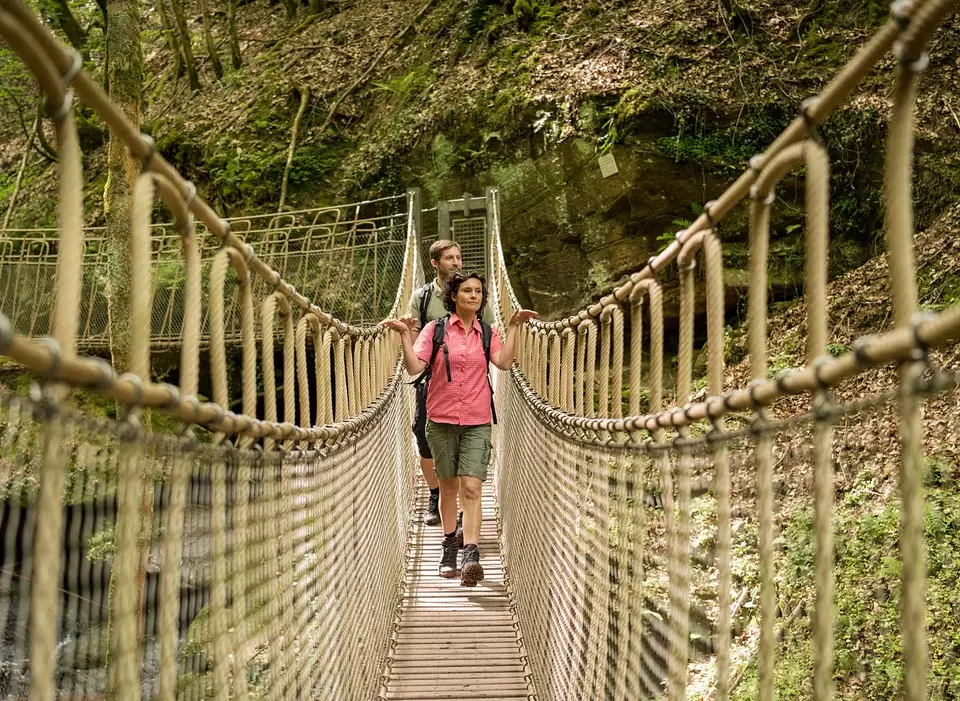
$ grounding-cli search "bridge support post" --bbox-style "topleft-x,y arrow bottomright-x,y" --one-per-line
484,186 -> 498,283
407,187 -> 422,249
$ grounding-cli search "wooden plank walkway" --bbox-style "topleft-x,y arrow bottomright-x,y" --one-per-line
379,477 -> 537,701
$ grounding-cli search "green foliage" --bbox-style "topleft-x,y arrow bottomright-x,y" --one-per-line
511,0 -> 559,32
374,65 -> 435,99
655,133 -> 756,174
597,117 -> 617,155
457,0 -> 559,41
735,458 -> 960,700
180,604 -> 212,659
87,527 -> 116,563
658,217 -> 692,252
462,0 -> 509,41
919,268 -> 960,312
201,134 -> 348,209
155,260 -> 186,289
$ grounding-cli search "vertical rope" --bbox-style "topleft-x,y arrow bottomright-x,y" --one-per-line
240,277 -> 257,422
575,324 -> 587,415
209,252 -> 230,409
561,328 -> 575,412
746,168 -> 777,701
29,69 -> 84,701
611,306 -> 624,420
585,321 -> 597,418
320,329 -> 334,424
261,293 -> 281,452
108,173 -> 155,701
668,260 -> 695,701
232,447 -> 252,701
159,212 -> 200,701
806,140 -> 836,701
884,49 -> 926,701
598,308 -> 612,418
530,330 -> 541,396
279,304 -> 297,696
210,451 -> 231,701
629,287 -> 644,418
346,336 -> 359,416
263,452 -> 283,701
334,335 -> 347,422
549,331 -> 561,406
705,234 -> 732,700
296,316 -> 312,428
282,307 -> 297,438
649,282 -> 663,417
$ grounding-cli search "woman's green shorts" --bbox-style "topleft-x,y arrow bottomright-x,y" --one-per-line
425,421 -> 492,481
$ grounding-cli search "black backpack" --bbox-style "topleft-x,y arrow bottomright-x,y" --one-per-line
412,313 -> 497,424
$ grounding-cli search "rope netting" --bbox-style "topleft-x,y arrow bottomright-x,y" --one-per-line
0,0 -> 422,698
0,199 -> 409,349
487,1 -> 960,699
2,0 -> 960,699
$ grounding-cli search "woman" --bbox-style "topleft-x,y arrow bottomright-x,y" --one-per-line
383,271 -> 536,586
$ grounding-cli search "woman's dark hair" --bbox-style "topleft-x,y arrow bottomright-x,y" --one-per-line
443,271 -> 488,314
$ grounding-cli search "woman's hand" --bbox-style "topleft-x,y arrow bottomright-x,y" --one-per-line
508,309 -> 538,327
380,315 -> 417,335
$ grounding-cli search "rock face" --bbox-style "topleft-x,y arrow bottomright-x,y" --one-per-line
419,134 -> 809,326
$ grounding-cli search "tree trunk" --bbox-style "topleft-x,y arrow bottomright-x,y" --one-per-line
170,0 -> 201,91
227,0 -> 242,69
96,0 -> 109,90
102,3 -> 151,692
283,0 -> 297,19
34,98 -> 59,162
44,0 -> 88,53
104,0 -> 141,378
156,0 -> 184,79
198,0 -> 223,80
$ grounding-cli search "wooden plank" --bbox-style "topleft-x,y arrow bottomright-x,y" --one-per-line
380,478 -> 536,700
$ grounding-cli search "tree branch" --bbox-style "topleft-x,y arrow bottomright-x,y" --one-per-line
278,86 -> 310,213
2,114 -> 40,230
316,0 -> 437,135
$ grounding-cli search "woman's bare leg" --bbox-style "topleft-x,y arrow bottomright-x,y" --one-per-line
459,476 -> 483,546
438,478 -> 460,534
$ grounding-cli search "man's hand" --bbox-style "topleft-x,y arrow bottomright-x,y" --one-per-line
508,309 -> 538,327
380,315 -> 418,335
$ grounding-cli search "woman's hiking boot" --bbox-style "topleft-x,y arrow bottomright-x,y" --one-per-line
423,491 -> 441,526
460,545 -> 484,587
438,535 -> 460,578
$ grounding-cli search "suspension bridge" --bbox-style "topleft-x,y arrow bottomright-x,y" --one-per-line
1,0 -> 959,700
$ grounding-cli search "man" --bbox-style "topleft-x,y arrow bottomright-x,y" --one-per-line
404,240 -> 495,526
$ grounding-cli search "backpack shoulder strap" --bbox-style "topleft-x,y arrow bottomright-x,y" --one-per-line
480,321 -> 492,364
411,316 -> 447,387
431,315 -> 452,382
479,321 -> 498,425
429,315 -> 447,364
418,282 -> 434,328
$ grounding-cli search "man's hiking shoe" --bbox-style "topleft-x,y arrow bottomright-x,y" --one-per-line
460,545 -> 484,587
438,535 -> 460,578
423,491 -> 441,526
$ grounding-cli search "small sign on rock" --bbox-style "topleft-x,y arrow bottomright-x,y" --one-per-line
598,152 -> 619,178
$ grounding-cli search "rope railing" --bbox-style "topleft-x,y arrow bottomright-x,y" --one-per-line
0,0 -> 422,699
490,1 -> 960,699
0,201 -> 408,348
2,0 -> 960,699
